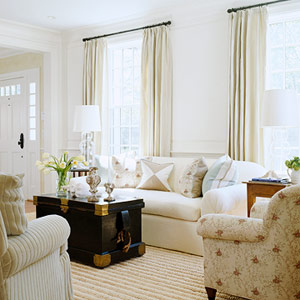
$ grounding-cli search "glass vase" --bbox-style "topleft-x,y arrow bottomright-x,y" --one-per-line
56,171 -> 70,197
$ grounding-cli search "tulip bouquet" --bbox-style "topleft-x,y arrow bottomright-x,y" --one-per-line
36,152 -> 88,196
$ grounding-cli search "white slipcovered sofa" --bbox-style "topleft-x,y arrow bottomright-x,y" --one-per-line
91,156 -> 266,255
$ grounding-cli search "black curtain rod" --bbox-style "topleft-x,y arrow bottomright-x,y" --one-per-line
82,21 -> 171,42
227,0 -> 291,13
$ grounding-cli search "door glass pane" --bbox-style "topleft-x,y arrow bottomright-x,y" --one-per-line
11,85 -> 15,95
0,87 -> 4,97
29,129 -> 36,141
30,82 -> 36,94
30,107 -> 35,117
16,84 -> 21,95
30,95 -> 36,105
30,118 -> 36,129
5,86 -> 10,96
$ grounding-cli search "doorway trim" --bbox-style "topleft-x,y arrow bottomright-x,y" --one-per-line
0,19 -> 62,192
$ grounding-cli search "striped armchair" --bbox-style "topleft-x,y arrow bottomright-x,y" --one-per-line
0,214 -> 73,300
197,185 -> 300,300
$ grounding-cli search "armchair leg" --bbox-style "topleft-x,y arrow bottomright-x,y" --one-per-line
205,287 -> 216,300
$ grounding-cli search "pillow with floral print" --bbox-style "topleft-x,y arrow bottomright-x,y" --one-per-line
112,156 -> 152,188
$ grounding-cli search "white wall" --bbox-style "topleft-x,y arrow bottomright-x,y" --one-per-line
63,3 -> 229,158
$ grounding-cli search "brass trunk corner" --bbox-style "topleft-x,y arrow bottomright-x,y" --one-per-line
93,253 -> 111,268
94,204 -> 108,216
138,243 -> 146,256
33,196 -> 38,206
60,198 -> 69,213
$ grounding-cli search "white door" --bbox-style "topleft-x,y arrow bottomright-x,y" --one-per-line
0,70 -> 40,199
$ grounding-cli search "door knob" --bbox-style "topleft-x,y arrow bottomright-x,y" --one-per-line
18,133 -> 24,149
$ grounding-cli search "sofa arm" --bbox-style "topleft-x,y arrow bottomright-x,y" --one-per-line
2,215 -> 70,278
250,200 -> 270,219
201,184 -> 247,216
197,214 -> 266,243
0,212 -> 8,257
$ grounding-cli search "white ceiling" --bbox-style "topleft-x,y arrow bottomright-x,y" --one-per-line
0,0 -> 204,31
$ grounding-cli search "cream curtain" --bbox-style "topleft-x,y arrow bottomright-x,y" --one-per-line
141,26 -> 172,157
82,39 -> 107,154
228,7 -> 268,164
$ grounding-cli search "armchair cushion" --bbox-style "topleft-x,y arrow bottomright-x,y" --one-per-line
0,173 -> 27,235
197,214 -> 265,243
2,215 -> 70,279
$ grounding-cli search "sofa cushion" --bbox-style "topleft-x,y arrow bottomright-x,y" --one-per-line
0,173 -> 27,236
113,188 -> 202,222
202,155 -> 238,195
178,157 -> 208,198
137,160 -> 174,192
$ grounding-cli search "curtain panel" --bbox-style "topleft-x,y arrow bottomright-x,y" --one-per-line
82,39 -> 107,154
228,7 -> 268,164
141,26 -> 173,157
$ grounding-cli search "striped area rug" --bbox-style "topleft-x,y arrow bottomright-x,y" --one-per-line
71,246 -> 242,300
26,213 -> 242,300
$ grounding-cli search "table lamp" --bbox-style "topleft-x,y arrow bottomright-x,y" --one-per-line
73,105 -> 101,166
261,89 -> 298,172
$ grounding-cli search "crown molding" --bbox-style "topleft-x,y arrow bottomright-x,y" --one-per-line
0,18 -> 62,51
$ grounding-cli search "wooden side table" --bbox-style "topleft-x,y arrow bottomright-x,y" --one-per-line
244,181 -> 291,217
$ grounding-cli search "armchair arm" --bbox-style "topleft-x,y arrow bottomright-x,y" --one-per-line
197,214 -> 266,243
250,200 -> 270,219
0,212 -> 8,257
201,184 -> 247,216
2,215 -> 70,278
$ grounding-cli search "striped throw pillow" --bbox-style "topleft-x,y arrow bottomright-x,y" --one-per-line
202,155 -> 238,195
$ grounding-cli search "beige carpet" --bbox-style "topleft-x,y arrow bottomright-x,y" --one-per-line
26,212 -> 242,300
71,246 -> 242,300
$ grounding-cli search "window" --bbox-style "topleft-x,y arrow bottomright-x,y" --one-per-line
108,40 -> 142,155
266,18 -> 300,173
29,82 -> 37,141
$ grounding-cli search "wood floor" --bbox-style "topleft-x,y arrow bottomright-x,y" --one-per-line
25,200 -> 36,213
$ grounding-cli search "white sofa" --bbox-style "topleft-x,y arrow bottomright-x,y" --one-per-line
92,156 -> 266,255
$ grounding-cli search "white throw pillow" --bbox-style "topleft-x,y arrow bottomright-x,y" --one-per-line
136,160 -> 174,192
202,155 -> 238,195
0,173 -> 28,235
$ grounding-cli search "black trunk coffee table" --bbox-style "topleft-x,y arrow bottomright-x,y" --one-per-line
33,194 -> 145,268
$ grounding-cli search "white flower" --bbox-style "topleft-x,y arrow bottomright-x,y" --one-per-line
43,168 -> 51,175
64,151 -> 69,155
75,155 -> 85,162
59,162 -> 66,169
38,165 -> 45,171
42,153 -> 50,159
72,160 -> 78,166
35,160 -> 42,166
83,161 -> 89,166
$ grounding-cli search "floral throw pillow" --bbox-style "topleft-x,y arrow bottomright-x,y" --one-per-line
178,157 -> 208,198
112,156 -> 152,188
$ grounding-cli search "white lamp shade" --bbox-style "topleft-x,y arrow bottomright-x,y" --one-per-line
261,89 -> 299,127
73,105 -> 101,132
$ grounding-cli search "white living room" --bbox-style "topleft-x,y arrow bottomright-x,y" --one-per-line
0,0 -> 300,299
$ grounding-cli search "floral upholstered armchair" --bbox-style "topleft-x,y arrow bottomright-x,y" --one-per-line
197,185 -> 300,300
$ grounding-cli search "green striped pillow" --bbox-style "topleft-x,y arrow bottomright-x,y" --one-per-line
202,155 -> 238,195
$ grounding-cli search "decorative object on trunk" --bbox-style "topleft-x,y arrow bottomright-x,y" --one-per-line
36,152 -> 88,196
86,167 -> 101,202
104,182 -> 115,202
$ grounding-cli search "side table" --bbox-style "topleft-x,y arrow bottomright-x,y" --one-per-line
244,181 -> 291,217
